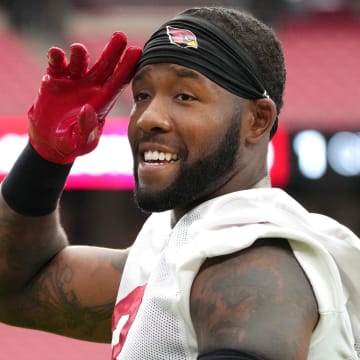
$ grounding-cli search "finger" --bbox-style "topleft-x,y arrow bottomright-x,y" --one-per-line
40,73 -> 76,93
78,104 -> 98,136
86,32 -> 128,84
97,46 -> 142,108
47,47 -> 68,77
68,43 -> 89,79
76,104 -> 102,154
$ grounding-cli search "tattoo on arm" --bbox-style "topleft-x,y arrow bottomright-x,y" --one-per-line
1,197 -> 127,342
3,247 -> 126,342
28,265 -> 114,339
190,239 -> 319,360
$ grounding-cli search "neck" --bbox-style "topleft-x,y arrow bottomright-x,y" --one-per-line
170,174 -> 272,227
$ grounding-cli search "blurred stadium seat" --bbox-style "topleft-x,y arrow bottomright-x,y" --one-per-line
0,30 -> 43,115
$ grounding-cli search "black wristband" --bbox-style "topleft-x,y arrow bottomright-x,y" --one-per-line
1,142 -> 73,216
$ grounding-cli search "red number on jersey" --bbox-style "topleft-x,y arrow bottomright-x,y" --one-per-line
111,284 -> 146,359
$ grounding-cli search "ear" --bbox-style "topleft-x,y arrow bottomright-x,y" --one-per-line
245,98 -> 277,144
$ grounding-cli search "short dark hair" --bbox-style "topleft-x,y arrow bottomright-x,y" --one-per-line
179,6 -> 286,138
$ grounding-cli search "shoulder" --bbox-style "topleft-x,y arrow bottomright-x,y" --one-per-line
190,238 -> 319,360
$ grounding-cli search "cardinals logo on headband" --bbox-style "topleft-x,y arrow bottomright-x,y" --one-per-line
166,26 -> 198,49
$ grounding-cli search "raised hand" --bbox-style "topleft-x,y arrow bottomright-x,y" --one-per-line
28,32 -> 142,164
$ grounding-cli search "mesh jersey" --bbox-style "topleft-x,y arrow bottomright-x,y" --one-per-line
111,188 -> 360,360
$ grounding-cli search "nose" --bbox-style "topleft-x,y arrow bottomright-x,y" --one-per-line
135,98 -> 172,133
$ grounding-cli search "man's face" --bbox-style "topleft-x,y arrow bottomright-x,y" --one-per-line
128,63 -> 244,213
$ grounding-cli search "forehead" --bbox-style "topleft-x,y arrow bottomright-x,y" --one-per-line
133,63 -> 206,83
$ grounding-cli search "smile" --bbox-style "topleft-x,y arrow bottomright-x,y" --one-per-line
143,150 -> 178,163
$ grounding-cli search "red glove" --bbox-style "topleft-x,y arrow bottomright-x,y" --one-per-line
28,32 -> 142,164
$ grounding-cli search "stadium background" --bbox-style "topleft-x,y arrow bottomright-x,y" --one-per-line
0,0 -> 359,358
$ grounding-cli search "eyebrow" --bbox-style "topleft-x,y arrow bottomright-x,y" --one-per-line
133,68 -> 150,83
170,66 -> 200,79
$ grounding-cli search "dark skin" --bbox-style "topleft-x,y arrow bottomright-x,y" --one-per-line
191,239 -> 319,359
0,63 -> 319,357
129,64 -> 272,222
0,207 -> 128,342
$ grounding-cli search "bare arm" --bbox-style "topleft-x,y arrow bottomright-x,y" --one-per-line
190,238 -> 319,359
0,194 -> 129,342
0,33 -> 141,342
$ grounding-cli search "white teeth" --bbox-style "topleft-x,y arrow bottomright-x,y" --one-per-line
144,150 -> 178,162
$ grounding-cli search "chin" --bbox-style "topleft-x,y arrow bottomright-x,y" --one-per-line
134,195 -> 172,213
133,183 -> 187,213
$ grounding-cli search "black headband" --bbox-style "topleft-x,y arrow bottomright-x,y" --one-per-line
136,15 -> 270,101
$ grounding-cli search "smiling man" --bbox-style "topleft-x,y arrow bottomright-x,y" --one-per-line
1,6 -> 360,360
130,63 -> 245,216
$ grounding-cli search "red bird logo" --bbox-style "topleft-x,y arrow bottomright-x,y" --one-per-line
166,26 -> 198,49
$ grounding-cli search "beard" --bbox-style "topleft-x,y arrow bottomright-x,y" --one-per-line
133,116 -> 241,213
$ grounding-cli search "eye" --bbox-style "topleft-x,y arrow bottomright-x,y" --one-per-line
175,93 -> 196,101
134,91 -> 150,102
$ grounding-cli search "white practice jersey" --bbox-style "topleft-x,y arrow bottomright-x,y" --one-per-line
111,188 -> 360,360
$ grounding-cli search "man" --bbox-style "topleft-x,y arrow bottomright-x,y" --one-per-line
0,6 -> 359,360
